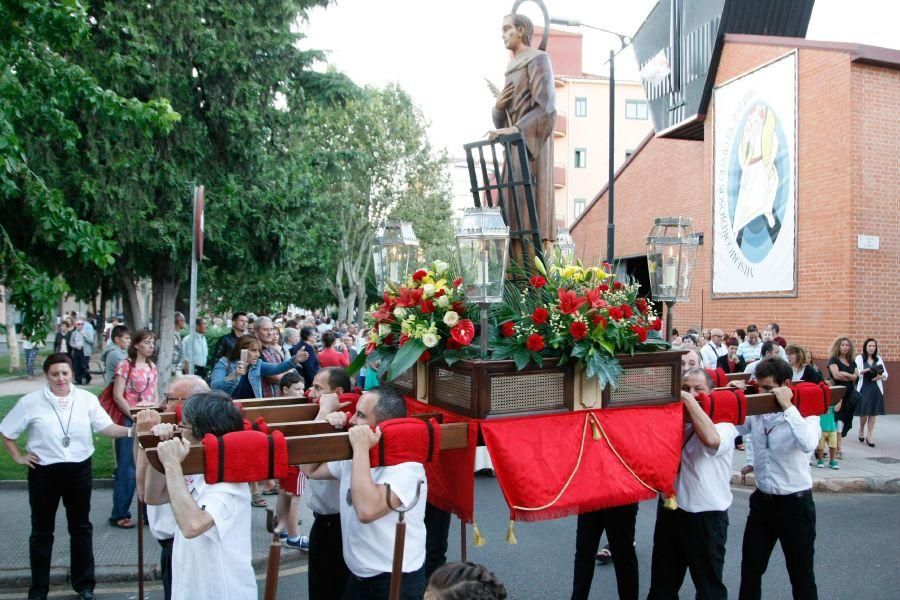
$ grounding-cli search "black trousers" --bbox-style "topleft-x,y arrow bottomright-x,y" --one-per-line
72,348 -> 91,385
648,501 -> 728,600
739,489 -> 817,600
28,458 -> 95,598
159,537 -> 174,600
424,502 -> 451,579
571,503 -> 639,600
309,512 -> 349,600
342,566 -> 425,600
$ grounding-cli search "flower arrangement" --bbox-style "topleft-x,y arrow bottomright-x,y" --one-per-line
352,260 -> 480,381
490,254 -> 667,390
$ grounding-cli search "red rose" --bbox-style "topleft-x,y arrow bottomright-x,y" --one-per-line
651,318 -> 662,331
557,288 -> 587,315
418,350 -> 431,363
398,334 -> 410,346
620,304 -> 633,318
531,307 -> 549,325
592,315 -> 608,328
599,284 -> 609,292
529,275 -> 547,289
382,334 -> 394,346
631,325 -> 648,342
434,289 -> 445,298
413,269 -> 428,281
526,333 -> 545,352
450,319 -> 475,347
569,321 -> 588,340
420,298 -> 436,314
452,277 -> 463,288
635,298 -> 649,314
451,301 -> 466,314
613,281 -> 623,290
608,307 -> 623,321
501,321 -> 516,337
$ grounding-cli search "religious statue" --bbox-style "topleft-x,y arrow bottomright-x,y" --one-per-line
488,12 -> 557,250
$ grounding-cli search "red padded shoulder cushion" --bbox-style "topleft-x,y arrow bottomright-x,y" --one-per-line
790,381 -> 831,418
202,430 -> 288,484
696,388 -> 748,425
368,417 -> 441,467
705,368 -> 729,388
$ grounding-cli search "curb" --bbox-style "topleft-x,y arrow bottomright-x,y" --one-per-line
0,548 -> 307,587
730,472 -> 900,494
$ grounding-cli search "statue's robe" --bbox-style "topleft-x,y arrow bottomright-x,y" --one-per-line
492,48 -> 557,244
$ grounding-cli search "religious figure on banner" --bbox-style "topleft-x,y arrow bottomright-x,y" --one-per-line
732,103 -> 780,246
487,12 -> 557,251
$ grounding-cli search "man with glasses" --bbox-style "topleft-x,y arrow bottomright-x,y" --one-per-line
700,328 -> 728,370
738,357 -> 821,600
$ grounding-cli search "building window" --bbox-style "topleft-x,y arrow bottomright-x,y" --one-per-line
574,148 -> 587,168
625,99 -> 648,120
574,198 -> 586,218
575,97 -> 587,117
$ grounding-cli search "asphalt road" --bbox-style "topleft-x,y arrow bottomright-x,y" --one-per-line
15,476 -> 900,599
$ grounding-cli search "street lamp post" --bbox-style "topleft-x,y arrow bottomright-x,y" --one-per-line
550,18 -> 631,264
646,217 -> 700,342
455,207 -> 510,358
372,222 -> 420,293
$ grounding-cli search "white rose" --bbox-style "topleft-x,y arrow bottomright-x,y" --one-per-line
393,307 -> 407,319
422,332 -> 439,348
378,323 -> 392,337
423,283 -> 436,298
435,295 -> 450,307
433,260 -> 449,276
443,311 -> 460,326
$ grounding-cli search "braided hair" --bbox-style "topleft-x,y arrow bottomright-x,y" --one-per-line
426,562 -> 508,599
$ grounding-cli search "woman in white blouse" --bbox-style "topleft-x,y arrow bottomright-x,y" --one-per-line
0,353 -> 131,600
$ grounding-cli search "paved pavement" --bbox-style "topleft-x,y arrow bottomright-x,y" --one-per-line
2,375 -> 899,589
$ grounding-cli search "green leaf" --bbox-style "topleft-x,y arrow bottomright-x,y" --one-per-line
386,339 -> 427,382
347,348 -> 368,376
442,349 -> 460,366
512,347 -> 532,371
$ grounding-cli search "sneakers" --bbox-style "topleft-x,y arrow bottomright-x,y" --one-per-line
816,459 -> 825,468
285,535 -> 310,550
830,460 -> 840,470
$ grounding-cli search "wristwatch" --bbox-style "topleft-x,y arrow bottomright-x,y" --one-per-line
127,426 -> 133,438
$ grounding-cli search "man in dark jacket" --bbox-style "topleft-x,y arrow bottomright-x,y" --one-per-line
214,312 -> 248,360
291,326 -> 320,390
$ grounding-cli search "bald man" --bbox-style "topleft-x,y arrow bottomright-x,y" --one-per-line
700,329 -> 727,370
134,375 -> 209,600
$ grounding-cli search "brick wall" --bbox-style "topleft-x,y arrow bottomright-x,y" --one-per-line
571,39 -> 900,411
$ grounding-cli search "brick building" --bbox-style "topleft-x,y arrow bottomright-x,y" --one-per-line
570,35 -> 900,412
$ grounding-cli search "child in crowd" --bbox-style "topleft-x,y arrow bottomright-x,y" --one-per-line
276,371 -> 309,549
816,395 -> 840,469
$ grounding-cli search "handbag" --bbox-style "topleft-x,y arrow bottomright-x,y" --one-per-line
99,360 -> 133,426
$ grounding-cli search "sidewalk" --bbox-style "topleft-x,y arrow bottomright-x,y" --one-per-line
731,415 -> 900,493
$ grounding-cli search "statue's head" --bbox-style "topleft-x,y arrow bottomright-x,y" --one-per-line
503,13 -> 533,48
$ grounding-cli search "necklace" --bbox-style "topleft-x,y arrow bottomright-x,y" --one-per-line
764,422 -> 781,449
127,362 -> 153,400
47,390 -> 75,448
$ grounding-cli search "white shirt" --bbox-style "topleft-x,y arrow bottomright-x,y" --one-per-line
147,503 -> 177,541
0,387 -> 113,465
676,422 -> 738,513
328,459 -> 427,578
172,476 -> 256,600
182,332 -> 209,368
699,343 -> 727,369
739,406 -> 821,495
306,478 -> 341,516
738,339 -> 763,362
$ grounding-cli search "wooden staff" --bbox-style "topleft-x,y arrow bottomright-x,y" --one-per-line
263,509 -> 281,600
137,498 -> 144,600
385,480 -> 424,600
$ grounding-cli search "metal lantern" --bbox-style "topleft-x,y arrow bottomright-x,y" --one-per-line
556,227 -> 576,264
372,221 -> 419,291
455,207 -> 510,357
646,217 -> 700,340
455,207 -> 510,304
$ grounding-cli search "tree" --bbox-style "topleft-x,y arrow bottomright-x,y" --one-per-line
0,0 -> 178,372
304,85 -> 455,323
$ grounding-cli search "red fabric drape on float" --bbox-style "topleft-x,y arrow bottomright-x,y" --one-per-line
480,404 -> 683,522
406,398 -> 478,523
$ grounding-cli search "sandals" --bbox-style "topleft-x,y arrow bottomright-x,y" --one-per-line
262,484 -> 280,496
251,493 -> 268,508
109,517 -> 135,529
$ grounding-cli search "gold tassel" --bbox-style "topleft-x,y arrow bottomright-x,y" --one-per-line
506,520 -> 518,545
662,495 -> 678,511
472,523 -> 486,547
590,417 -> 601,440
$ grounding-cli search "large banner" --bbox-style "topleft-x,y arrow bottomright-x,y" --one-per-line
712,53 -> 797,295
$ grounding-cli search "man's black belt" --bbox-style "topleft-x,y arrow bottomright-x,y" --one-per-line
756,488 -> 812,500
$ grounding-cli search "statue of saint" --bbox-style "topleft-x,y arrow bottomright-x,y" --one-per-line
488,13 -> 557,247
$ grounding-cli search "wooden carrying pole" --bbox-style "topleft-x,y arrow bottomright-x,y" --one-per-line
263,509 -> 281,600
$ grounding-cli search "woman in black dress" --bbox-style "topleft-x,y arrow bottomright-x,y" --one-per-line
828,337 -> 858,457
855,338 -> 888,447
